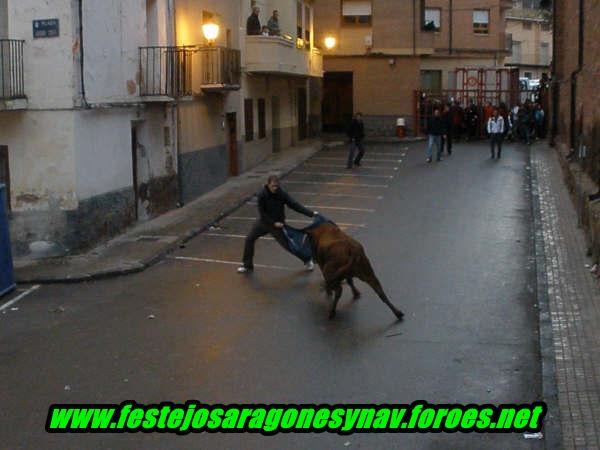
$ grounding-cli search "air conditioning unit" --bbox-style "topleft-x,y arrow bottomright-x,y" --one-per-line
364,34 -> 373,47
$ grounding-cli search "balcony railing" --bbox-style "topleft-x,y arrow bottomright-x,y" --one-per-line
1,40 -> 25,101
139,46 -> 194,98
196,46 -> 241,92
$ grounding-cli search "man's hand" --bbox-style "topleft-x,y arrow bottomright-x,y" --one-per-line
274,222 -> 284,228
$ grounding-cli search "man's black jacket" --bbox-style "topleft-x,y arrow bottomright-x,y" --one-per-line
257,186 -> 313,225
426,115 -> 447,135
246,13 -> 261,35
347,118 -> 365,140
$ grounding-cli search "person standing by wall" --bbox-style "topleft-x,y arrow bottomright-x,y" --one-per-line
267,10 -> 281,36
426,107 -> 446,163
246,6 -> 261,35
487,108 -> 505,159
346,113 -> 366,169
441,104 -> 453,156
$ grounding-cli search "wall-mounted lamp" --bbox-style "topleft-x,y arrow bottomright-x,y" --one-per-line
202,23 -> 220,45
324,36 -> 337,50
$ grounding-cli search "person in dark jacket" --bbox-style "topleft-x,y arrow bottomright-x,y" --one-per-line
246,6 -> 261,35
346,112 -> 366,168
426,107 -> 447,163
441,103 -> 453,156
238,175 -> 318,273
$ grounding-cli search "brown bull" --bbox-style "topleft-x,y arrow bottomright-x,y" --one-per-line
305,222 -> 404,320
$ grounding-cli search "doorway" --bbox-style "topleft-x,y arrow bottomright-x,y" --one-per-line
226,112 -> 238,176
0,146 -> 9,211
272,96 -> 280,152
297,87 -> 307,141
131,126 -> 139,220
322,72 -> 353,132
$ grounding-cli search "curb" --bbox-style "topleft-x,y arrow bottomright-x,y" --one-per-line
529,146 -> 563,450
16,142 -> 329,284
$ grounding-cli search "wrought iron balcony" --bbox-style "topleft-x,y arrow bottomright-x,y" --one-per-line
0,39 -> 26,102
196,46 -> 241,92
139,46 -> 240,99
139,46 -> 194,99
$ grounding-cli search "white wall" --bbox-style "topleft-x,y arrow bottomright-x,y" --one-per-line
0,110 -> 77,210
7,0 -> 76,109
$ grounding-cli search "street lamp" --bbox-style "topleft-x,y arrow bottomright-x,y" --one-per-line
202,22 -> 220,45
324,36 -> 337,50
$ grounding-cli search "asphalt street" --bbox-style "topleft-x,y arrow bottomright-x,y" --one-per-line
0,141 -> 543,449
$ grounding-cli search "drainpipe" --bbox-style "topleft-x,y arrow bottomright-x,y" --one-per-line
413,0 -> 417,55
449,0 -> 453,55
77,0 -> 89,108
569,0 -> 584,150
550,0 -> 558,146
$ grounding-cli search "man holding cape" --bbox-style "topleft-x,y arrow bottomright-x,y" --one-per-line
237,175 -> 319,273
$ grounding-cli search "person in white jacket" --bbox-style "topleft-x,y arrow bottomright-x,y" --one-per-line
487,109 -> 505,159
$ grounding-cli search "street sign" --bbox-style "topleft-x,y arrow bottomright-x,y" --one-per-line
33,19 -> 60,39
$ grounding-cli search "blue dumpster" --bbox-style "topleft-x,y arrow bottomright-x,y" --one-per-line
0,184 -> 15,297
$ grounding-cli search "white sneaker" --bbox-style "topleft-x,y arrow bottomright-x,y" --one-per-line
237,266 -> 252,273
305,260 -> 315,271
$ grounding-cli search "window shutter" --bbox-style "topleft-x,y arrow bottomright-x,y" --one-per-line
342,1 -> 372,16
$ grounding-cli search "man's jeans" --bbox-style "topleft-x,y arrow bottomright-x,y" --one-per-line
347,139 -> 365,168
427,134 -> 442,159
242,220 -> 309,269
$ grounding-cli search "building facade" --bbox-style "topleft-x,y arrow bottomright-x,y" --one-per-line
0,0 -> 322,257
504,0 -> 552,80
314,0 -> 511,135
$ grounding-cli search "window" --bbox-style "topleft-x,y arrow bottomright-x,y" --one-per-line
523,21 -> 532,30
521,0 -> 540,8
297,1 -> 303,41
304,4 -> 311,49
540,42 -> 550,65
244,99 -> 254,142
473,10 -> 489,34
258,99 -> 266,139
342,1 -> 372,25
420,70 -> 442,92
423,8 -> 441,31
524,72 -> 532,79
0,146 -> 9,211
512,40 -> 522,63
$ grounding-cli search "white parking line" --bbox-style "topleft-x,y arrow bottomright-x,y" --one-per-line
285,181 -> 389,188
0,285 -> 41,312
312,157 -> 401,163
205,233 -> 275,240
303,163 -> 398,171
322,152 -> 404,157
293,171 -> 393,179
246,203 -> 375,212
287,191 -> 384,200
226,216 -> 366,227
171,256 -> 295,271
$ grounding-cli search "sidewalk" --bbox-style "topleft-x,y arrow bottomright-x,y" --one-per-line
14,140 -> 336,284
531,142 -> 600,449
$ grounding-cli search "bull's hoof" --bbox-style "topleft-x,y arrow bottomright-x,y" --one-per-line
352,291 -> 361,300
328,310 -> 337,320
394,310 -> 405,321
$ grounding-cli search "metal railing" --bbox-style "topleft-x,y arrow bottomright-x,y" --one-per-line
139,46 -> 194,97
0,40 -> 25,100
197,46 -> 240,87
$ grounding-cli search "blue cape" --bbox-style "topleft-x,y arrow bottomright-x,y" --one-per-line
282,215 -> 331,262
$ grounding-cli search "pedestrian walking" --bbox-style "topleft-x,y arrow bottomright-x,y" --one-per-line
487,109 -> 505,159
238,175 -> 318,273
534,104 -> 545,139
441,104 -> 453,156
426,107 -> 446,163
465,100 -> 479,141
346,112 -> 366,168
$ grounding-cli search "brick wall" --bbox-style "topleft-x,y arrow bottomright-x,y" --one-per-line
551,0 -> 600,260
